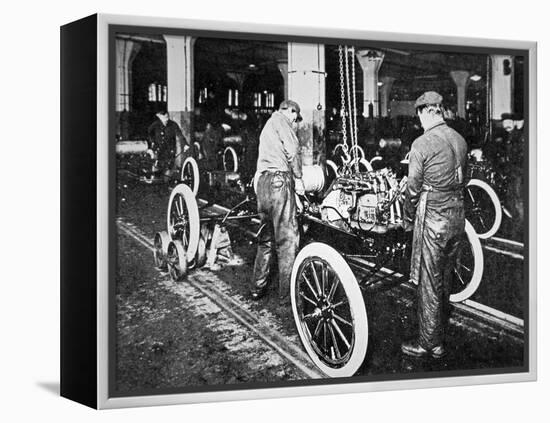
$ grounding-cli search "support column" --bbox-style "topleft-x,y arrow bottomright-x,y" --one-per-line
490,54 -> 513,120
450,70 -> 470,119
115,39 -> 141,139
356,50 -> 384,118
288,43 -> 326,165
164,35 -> 196,155
379,76 -> 395,117
277,60 -> 288,98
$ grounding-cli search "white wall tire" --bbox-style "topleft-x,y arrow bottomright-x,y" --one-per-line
223,146 -> 239,172
465,178 -> 502,239
167,184 -> 200,262
291,242 -> 368,377
153,231 -> 171,270
195,235 -> 207,268
449,220 -> 484,303
167,240 -> 188,282
180,156 -> 200,195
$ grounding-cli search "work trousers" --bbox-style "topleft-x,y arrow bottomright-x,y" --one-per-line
415,204 -> 465,349
252,171 -> 299,300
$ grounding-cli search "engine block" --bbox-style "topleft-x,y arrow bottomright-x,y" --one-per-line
320,169 -> 404,232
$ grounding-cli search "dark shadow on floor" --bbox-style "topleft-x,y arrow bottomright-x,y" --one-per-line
36,381 -> 60,396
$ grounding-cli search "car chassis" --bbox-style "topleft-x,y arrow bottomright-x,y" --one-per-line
153,157 -> 484,377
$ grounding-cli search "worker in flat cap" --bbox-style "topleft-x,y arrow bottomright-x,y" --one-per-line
250,99 -> 305,307
147,109 -> 190,181
402,91 -> 468,358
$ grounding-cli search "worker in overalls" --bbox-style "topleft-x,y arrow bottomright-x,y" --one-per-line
250,100 -> 305,307
402,91 -> 468,358
147,110 -> 189,180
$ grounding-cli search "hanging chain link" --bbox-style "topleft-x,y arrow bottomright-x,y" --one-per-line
350,46 -> 359,172
338,45 -> 348,155
343,46 -> 356,174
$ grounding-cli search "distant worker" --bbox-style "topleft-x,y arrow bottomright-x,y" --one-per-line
147,110 -> 189,179
402,91 -> 468,359
250,100 -> 305,307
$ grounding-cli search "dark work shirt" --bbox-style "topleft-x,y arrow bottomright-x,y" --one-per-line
405,120 -> 467,222
147,119 -> 187,160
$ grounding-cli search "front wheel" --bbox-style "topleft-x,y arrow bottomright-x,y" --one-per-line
291,242 -> 368,377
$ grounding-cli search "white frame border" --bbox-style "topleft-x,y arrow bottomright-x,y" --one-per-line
96,13 -> 537,409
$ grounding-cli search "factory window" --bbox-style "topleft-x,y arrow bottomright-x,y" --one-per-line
253,91 -> 274,109
198,87 -> 208,104
253,92 -> 262,108
148,83 -> 167,103
266,92 -> 275,108
227,89 -> 239,107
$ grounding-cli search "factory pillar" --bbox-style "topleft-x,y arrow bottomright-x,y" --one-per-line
288,43 -> 326,165
115,39 -> 141,139
490,54 -> 514,120
379,76 -> 395,117
356,50 -> 384,118
164,35 -> 196,167
277,60 -> 289,100
450,70 -> 470,119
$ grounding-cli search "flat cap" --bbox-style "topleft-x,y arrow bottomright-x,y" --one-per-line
279,99 -> 303,122
414,91 -> 443,108
501,112 -> 522,121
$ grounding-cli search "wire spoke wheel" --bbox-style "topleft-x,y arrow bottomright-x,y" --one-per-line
223,146 -> 239,172
449,221 -> 484,302
153,231 -> 171,270
167,184 -> 200,262
465,178 -> 502,239
180,156 -> 200,195
291,242 -> 368,377
167,240 -> 188,282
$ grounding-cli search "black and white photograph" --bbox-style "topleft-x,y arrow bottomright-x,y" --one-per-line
110,21 -> 531,398
6,0 -> 550,420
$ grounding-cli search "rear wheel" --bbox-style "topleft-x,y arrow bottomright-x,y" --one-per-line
291,242 -> 368,377
195,234 -> 207,268
449,221 -> 484,302
167,240 -> 188,281
153,231 -> 171,270
223,146 -> 239,172
180,156 -> 200,195
465,178 -> 502,239
167,184 -> 200,262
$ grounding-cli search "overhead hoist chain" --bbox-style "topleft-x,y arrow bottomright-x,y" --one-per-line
338,45 -> 349,157
350,46 -> 359,172
337,45 -> 359,174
